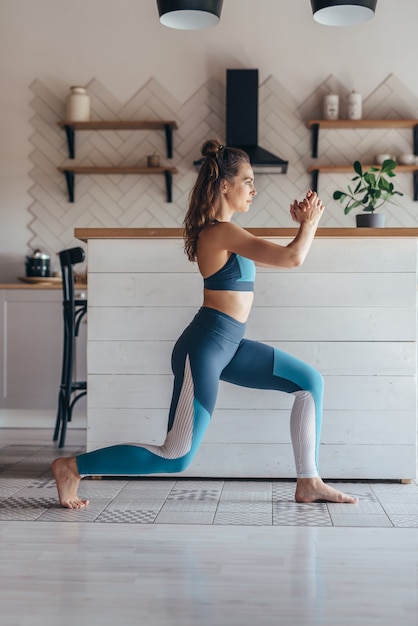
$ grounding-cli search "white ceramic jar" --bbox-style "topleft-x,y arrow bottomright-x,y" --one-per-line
323,94 -> 339,120
347,91 -> 362,120
65,86 -> 90,121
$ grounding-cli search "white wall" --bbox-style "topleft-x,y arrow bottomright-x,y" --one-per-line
1,0 -> 418,282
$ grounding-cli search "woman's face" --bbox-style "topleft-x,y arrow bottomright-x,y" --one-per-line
222,162 -> 257,214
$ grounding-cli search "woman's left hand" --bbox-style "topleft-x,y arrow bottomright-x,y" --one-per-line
290,190 -> 325,227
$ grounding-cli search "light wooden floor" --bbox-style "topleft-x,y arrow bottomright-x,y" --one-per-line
1,429 -> 418,625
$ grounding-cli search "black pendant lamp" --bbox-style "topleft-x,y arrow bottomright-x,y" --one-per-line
311,0 -> 377,26
157,0 -> 223,30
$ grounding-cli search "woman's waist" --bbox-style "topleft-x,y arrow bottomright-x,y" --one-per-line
202,289 -> 253,324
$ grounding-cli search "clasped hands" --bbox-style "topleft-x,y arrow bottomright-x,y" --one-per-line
290,190 -> 325,227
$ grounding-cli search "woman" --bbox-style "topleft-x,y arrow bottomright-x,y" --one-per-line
52,139 -> 357,509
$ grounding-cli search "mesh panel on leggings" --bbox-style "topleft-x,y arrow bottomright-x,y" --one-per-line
139,355 -> 195,459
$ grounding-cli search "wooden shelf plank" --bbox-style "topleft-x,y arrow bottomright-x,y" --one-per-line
57,166 -> 177,174
57,166 -> 177,203
308,119 -> 418,129
74,227 -> 418,241
308,164 -> 418,173
57,120 -> 178,130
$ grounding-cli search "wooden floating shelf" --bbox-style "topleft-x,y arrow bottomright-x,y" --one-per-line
308,164 -> 418,173
57,119 -> 178,202
308,119 -> 418,129
57,120 -> 178,130
307,119 -> 418,200
57,166 -> 178,203
57,120 -> 178,158
57,166 -> 177,174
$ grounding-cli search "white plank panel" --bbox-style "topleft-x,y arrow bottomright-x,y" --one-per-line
88,340 -> 174,374
254,273 -> 416,307
87,408 -> 167,444
320,410 -> 416,445
85,236 -> 418,479
218,376 -> 415,411
208,409 -> 416,446
84,442 -> 414,479
87,373 -> 415,411
270,341 -> 416,376
88,238 -> 190,273
87,307 -> 192,341
264,238 -> 418,273
248,307 -> 416,341
83,408 -> 416,447
88,273 -> 202,307
88,272 -> 416,308
87,306 -> 416,341
88,340 -> 416,376
88,237 -> 417,273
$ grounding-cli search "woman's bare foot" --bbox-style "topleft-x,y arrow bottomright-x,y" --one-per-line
295,477 -> 358,504
52,457 -> 89,509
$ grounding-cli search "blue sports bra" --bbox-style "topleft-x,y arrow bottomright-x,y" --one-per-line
203,253 -> 256,292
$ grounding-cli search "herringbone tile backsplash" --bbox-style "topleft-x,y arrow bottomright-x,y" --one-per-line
28,73 -> 418,256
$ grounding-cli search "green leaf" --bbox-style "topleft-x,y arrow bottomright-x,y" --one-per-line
353,161 -> 363,176
381,158 -> 397,173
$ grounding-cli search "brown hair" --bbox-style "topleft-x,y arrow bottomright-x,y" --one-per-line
183,139 -> 250,261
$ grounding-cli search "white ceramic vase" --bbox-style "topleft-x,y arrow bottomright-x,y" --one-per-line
347,91 -> 362,120
65,86 -> 90,121
323,94 -> 339,120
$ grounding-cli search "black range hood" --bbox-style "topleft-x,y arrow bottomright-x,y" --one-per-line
226,68 -> 288,174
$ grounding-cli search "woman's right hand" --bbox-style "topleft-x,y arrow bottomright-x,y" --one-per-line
290,190 -> 325,227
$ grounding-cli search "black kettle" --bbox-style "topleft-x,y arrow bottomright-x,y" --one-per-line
25,249 -> 51,277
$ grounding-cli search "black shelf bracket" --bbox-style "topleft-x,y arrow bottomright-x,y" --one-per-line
311,169 -> 319,193
164,170 -> 173,203
63,125 -> 76,159
63,170 -> 75,202
413,171 -> 418,202
413,124 -> 418,156
311,123 -> 320,158
164,124 -> 174,158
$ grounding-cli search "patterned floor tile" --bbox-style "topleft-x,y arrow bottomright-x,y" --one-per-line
155,510 -> 215,524
0,495 -> 57,521
327,499 -> 385,515
371,482 -> 418,494
214,510 -> 272,525
2,444 -> 416,527
105,497 -> 165,511
330,514 -> 393,527
389,514 -> 418,527
273,502 -> 332,526
272,481 -> 296,500
166,487 -> 221,502
379,502 -> 418,515
95,509 -> 158,524
159,499 -> 219,512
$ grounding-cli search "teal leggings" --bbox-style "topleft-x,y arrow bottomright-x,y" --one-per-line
76,307 -> 323,477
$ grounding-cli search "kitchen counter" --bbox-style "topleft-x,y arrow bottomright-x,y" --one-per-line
75,227 -> 418,240
0,283 -> 87,290
78,229 -> 417,480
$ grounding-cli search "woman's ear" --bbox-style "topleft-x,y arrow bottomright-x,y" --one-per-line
220,179 -> 228,194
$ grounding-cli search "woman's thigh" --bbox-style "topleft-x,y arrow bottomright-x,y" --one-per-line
220,338 -> 319,394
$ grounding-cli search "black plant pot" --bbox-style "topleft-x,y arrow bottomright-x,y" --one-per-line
355,213 -> 385,228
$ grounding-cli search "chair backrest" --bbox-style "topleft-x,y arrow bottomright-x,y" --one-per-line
59,247 -> 85,305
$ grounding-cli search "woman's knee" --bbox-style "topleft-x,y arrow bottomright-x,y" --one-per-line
304,366 -> 324,396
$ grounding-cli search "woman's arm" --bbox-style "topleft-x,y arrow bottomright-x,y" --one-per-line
213,191 -> 324,269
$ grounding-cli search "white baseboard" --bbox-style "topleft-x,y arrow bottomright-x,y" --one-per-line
0,409 -> 87,429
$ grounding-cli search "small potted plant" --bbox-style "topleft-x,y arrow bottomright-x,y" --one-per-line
333,159 -> 403,227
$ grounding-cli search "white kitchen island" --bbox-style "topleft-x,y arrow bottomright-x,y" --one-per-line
76,227 -> 418,480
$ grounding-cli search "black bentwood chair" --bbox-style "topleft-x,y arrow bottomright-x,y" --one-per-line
53,247 -> 87,448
